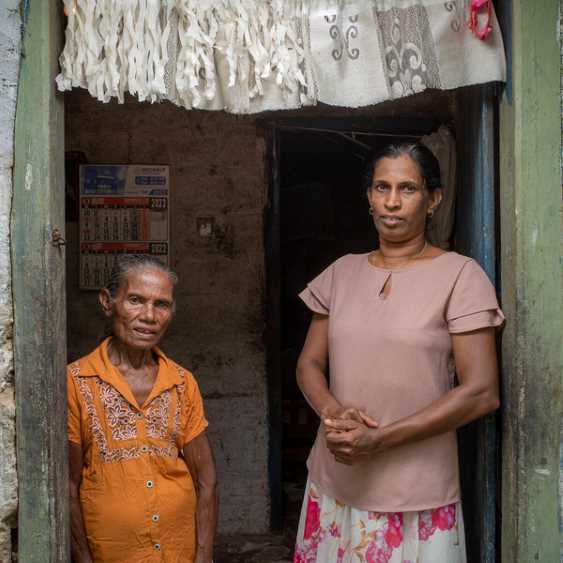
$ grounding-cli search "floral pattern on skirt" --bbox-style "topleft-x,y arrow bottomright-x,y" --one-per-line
294,479 -> 466,563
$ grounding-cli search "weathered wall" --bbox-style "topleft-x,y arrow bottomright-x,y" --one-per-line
65,88 -> 455,535
0,2 -> 19,560
65,92 -> 271,533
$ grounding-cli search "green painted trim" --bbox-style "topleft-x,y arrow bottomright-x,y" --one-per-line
11,0 -> 68,561
499,1 -> 562,561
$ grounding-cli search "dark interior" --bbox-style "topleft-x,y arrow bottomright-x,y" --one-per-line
278,127 -> 430,503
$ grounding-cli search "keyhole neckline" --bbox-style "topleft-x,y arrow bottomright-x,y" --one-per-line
378,271 -> 392,300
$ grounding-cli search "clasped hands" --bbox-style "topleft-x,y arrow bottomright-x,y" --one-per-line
322,406 -> 382,465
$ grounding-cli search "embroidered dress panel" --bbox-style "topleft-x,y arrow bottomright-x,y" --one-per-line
146,390 -> 172,439
67,338 -> 208,563
299,252 -> 504,512
97,379 -> 137,441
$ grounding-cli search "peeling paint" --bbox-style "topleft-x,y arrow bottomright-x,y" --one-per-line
531,226 -> 538,247
24,162 -> 32,190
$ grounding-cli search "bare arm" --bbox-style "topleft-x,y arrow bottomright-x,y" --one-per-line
296,313 -> 339,416
183,431 -> 218,563
69,441 -> 93,563
297,314 -> 378,425
326,328 -> 500,463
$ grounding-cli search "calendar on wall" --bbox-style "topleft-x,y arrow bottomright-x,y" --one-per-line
79,165 -> 170,289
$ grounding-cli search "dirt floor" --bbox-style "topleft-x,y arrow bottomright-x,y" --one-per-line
214,481 -> 303,562
215,533 -> 294,563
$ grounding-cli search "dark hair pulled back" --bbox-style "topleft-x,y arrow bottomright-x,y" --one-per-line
363,142 -> 442,193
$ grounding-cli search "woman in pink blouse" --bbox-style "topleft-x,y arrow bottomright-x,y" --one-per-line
293,143 -> 503,563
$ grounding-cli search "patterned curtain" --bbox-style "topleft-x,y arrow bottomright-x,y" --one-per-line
56,0 -> 505,114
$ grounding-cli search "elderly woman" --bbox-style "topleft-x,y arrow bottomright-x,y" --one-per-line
293,143 -> 504,562
68,256 -> 217,563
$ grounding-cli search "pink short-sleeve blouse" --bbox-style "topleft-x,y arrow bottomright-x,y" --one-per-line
299,251 -> 504,512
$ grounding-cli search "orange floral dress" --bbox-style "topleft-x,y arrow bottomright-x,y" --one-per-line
67,338 -> 208,563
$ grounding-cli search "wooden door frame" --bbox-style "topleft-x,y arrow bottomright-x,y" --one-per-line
12,0 -> 69,561
264,123 -> 283,530
11,2 -> 561,560
455,83 -> 501,563
497,1 -> 562,561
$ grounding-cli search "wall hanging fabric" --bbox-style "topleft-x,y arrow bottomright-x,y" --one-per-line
56,0 -> 506,114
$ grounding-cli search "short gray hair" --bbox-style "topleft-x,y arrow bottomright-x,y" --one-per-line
104,255 -> 178,298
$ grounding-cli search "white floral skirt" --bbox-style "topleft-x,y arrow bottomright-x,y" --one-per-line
293,479 -> 466,563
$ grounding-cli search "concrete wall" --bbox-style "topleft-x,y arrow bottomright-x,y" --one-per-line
0,2 -> 19,560
65,92 -> 271,533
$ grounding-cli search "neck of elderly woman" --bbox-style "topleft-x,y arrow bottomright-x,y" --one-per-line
107,336 -> 157,371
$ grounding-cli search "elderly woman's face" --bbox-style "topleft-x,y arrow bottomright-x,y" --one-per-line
102,268 -> 175,351
367,154 -> 441,242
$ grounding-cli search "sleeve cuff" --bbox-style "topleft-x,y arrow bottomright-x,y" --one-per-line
181,418 -> 209,449
299,286 -> 329,315
448,308 -> 505,334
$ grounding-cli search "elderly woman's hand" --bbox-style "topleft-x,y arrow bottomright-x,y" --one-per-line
323,417 -> 383,465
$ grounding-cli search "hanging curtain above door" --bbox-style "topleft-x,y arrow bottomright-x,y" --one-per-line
56,0 -> 505,114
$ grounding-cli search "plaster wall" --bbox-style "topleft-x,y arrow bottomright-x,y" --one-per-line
0,2 -> 20,560
65,92 -> 271,533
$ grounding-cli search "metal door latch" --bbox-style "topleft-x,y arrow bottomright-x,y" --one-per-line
51,228 -> 66,247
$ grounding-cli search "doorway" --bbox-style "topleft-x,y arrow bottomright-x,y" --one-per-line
266,116 -> 442,533
278,125 -> 381,535
265,97 -> 500,563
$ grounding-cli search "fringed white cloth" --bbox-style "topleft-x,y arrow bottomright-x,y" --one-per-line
57,0 -> 173,103
56,0 -> 506,114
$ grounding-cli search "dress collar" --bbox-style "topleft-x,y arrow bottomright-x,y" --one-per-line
73,337 -> 183,409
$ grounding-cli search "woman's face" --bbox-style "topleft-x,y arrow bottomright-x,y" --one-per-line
100,267 -> 175,351
367,154 -> 442,243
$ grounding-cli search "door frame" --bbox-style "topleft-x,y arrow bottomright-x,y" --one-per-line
12,0 -> 69,561
13,1 -> 562,560
497,1 -> 562,561
264,123 -> 283,530
455,83 -> 501,563
263,115 -> 440,530
263,111 -> 499,556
